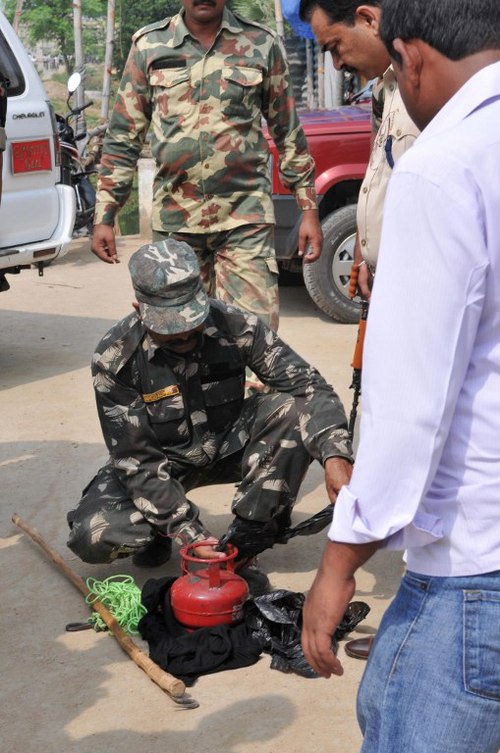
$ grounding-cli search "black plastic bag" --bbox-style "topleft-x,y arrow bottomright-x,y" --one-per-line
243,590 -> 370,678
278,505 -> 334,541
218,505 -> 334,559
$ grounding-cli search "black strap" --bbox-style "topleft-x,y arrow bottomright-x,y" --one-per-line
385,134 -> 395,169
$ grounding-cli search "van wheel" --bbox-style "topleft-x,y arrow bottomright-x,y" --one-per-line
303,205 -> 362,324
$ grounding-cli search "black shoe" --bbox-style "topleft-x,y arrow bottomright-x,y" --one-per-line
132,535 -> 172,568
236,558 -> 271,597
344,636 -> 374,660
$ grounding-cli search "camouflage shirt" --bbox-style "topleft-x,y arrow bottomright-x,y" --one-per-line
95,7 -> 317,232
92,300 -> 352,531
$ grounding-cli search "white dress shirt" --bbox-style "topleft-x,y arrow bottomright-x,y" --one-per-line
329,62 -> 500,577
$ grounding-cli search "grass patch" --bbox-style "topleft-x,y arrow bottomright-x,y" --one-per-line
84,64 -> 110,92
50,71 -> 68,85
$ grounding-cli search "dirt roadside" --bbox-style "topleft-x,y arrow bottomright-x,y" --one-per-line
0,236 -> 403,753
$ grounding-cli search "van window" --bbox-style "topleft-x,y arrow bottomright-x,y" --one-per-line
0,30 -> 25,96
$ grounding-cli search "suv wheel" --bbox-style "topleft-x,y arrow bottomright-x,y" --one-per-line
303,204 -> 362,324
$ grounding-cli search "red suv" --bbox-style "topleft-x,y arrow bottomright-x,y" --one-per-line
268,104 -> 371,323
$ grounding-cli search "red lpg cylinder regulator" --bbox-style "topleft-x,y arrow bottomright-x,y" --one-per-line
170,540 -> 249,629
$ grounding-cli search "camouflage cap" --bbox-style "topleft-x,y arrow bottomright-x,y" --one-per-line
128,240 -> 209,335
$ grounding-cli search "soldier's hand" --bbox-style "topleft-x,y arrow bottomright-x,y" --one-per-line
194,545 -> 226,559
324,457 -> 353,503
192,537 -> 226,560
298,209 -> 323,263
91,223 -> 119,264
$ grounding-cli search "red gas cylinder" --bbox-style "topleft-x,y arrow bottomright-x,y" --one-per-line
170,540 -> 249,629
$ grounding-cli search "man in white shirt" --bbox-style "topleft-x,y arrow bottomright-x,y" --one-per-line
300,0 -> 420,663
302,1 -> 500,750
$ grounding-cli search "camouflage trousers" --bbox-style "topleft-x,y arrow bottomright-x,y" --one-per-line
152,223 -> 279,331
67,392 -> 312,564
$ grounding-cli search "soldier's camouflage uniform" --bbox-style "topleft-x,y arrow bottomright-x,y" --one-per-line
67,301 -> 352,564
94,7 -> 318,330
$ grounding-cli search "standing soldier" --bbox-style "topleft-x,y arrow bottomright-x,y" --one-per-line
91,0 -> 323,332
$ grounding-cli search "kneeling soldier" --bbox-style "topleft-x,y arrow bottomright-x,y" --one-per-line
67,240 -> 353,594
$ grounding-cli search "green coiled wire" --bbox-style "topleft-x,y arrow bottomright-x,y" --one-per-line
85,574 -> 147,635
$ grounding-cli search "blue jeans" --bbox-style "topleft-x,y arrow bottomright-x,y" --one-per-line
358,570 -> 500,753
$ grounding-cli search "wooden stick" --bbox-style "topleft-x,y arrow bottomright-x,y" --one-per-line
12,513 -> 188,701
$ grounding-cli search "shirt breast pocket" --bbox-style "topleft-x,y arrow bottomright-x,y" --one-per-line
373,107 -> 419,170
202,373 -> 244,434
146,393 -> 189,447
149,68 -> 192,122
221,65 -> 263,115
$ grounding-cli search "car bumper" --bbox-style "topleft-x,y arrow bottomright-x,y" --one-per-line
0,184 -> 76,270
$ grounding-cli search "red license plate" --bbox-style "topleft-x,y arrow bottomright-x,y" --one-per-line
11,139 -> 52,174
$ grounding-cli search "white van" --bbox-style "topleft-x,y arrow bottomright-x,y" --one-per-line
0,11 -> 75,291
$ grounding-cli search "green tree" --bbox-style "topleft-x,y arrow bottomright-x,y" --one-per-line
4,0 -> 106,75
114,0 -> 180,74
229,0 -> 276,28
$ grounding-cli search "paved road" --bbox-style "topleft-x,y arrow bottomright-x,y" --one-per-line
0,236 -> 403,753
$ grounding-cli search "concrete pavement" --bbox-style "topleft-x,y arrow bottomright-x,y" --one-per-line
0,236 -> 403,753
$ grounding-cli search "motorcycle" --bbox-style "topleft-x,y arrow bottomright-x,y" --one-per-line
56,72 -> 106,237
